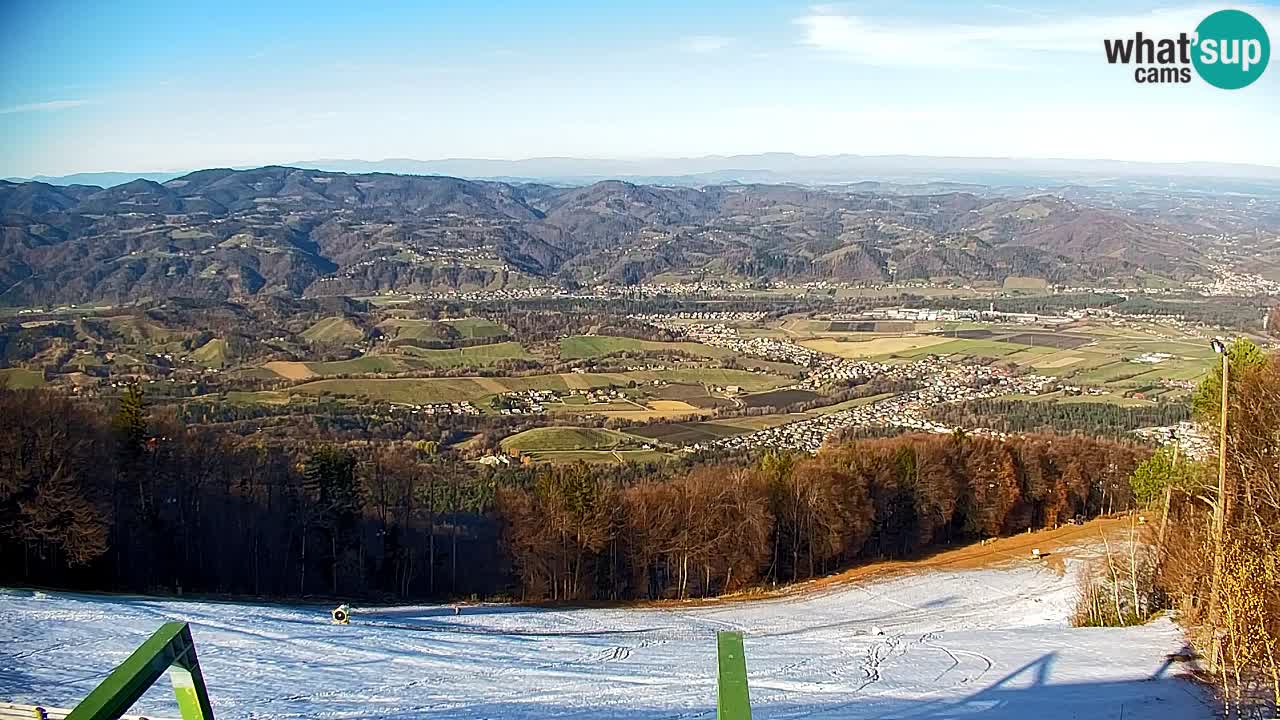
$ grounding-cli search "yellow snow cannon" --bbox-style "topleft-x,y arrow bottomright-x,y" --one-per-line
331,603 -> 351,625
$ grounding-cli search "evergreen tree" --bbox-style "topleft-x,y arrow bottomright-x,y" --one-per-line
304,446 -> 360,595
112,382 -> 147,459
1128,446 -> 1199,507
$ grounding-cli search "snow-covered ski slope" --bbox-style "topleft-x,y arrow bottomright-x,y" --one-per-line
2,550 -> 1210,720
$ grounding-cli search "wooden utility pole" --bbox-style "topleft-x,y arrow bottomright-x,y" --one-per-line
1206,349 -> 1229,671
1155,443 -> 1179,570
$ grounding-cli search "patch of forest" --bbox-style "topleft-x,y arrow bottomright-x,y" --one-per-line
928,398 -> 1190,437
1,386 -> 1146,603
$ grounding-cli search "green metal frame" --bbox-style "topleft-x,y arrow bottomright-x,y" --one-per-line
66,622 -> 214,720
716,631 -> 752,720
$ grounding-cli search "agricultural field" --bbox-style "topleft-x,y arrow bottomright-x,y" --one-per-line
443,317 -> 509,340
890,337 -> 1044,359
741,388 -> 819,408
520,449 -> 674,464
559,335 -> 732,360
500,426 -> 644,452
397,342 -> 534,367
301,316 -> 364,344
790,322 -> 1217,395
0,367 -> 44,388
826,320 -> 916,333
777,318 -> 940,338
630,421 -> 746,444
765,319 -> 1219,413
304,355 -> 406,376
262,361 -> 318,380
260,343 -> 536,379
278,368 -> 790,405
102,316 -> 185,345
375,318 -> 451,343
1028,351 -> 1094,370
1002,276 -> 1050,291
587,401 -> 708,422
188,338 -> 229,368
540,387 -> 723,422
1001,332 -> 1092,349
800,335 -> 952,358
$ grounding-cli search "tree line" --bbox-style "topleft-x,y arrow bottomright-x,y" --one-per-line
929,398 -> 1189,438
0,385 -> 507,599
0,382 -> 1147,604
497,433 -> 1145,601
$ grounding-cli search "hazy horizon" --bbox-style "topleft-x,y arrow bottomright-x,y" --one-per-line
9,151 -> 1280,188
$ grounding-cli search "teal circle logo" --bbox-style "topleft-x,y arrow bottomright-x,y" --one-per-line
1193,9 -> 1270,89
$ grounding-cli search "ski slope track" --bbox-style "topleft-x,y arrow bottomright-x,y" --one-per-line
1,548 -> 1211,719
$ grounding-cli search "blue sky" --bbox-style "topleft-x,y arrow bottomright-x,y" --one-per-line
1,0 -> 1277,176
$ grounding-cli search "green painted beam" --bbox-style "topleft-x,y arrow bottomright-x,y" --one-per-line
716,631 -> 752,720
66,622 -> 214,720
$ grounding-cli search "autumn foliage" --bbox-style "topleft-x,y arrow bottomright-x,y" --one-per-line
0,384 -> 1144,605
499,433 -> 1145,601
1153,346 -> 1280,715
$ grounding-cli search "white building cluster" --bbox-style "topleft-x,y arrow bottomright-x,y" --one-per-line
1187,265 -> 1280,297
1133,421 -> 1213,460
392,401 -> 480,416
695,358 -> 1054,454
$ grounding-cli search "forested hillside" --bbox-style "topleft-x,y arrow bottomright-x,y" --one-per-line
1,165 -> 1260,305
0,385 -> 1145,602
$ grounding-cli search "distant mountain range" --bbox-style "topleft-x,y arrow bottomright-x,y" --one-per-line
1,165 -> 1276,306
9,153 -> 1280,193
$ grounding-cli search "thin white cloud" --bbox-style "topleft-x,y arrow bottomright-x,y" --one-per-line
681,35 -> 733,54
0,99 -> 91,115
796,4 -> 1280,67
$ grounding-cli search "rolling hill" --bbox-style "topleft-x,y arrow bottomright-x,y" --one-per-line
1,166 -> 1269,306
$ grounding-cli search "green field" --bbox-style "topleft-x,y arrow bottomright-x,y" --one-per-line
189,338 -> 229,368
302,317 -> 363,344
500,426 -> 643,452
306,356 -> 406,375
520,449 -> 674,464
376,319 -> 449,343
290,377 -> 487,403
103,316 -> 184,344
398,342 -> 534,367
444,317 -> 508,339
559,335 -> 732,360
0,368 -> 44,388
285,343 -> 536,377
